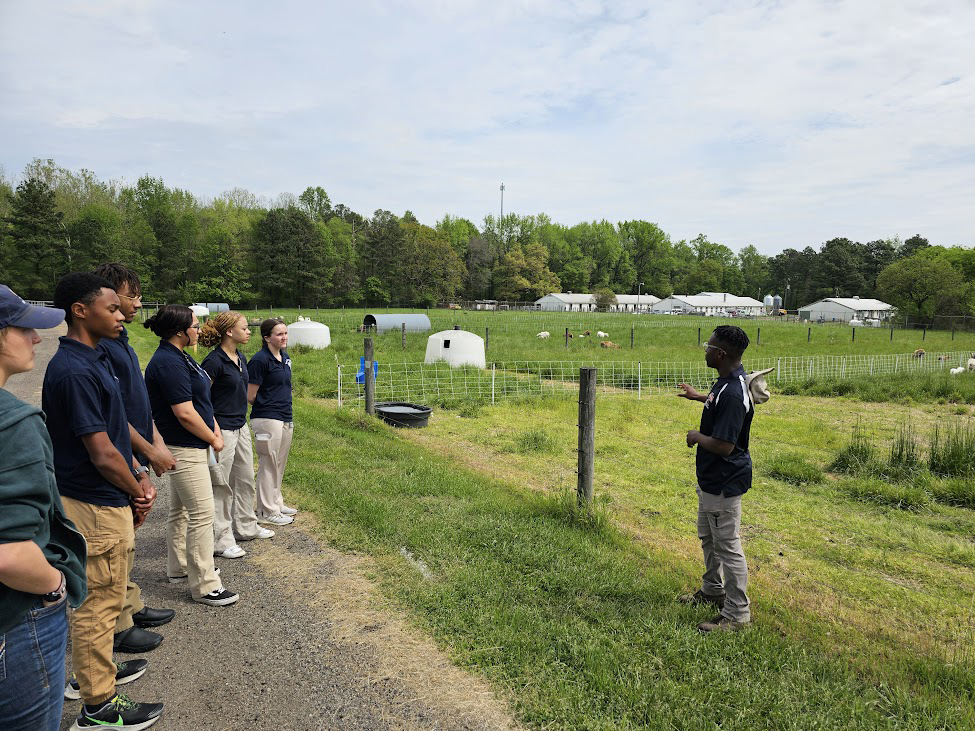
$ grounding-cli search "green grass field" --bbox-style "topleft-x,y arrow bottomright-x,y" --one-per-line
123,310 -> 975,728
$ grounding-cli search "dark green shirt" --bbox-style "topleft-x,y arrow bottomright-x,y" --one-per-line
0,388 -> 87,633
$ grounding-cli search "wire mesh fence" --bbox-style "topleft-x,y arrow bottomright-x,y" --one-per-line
337,350 -> 975,406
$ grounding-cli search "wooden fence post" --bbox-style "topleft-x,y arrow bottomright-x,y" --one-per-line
757,327 -> 761,345
401,322 -> 406,350
577,368 -> 596,505
923,326 -> 927,341
890,327 -> 894,342
631,325 -> 635,349
697,327 -> 701,346
807,327 -> 811,343
565,327 -> 570,349
852,327 -> 856,342
364,338 -> 375,415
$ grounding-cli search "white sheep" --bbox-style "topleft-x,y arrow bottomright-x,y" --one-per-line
968,357 -> 975,372
536,331 -> 550,339
597,330 -> 609,338
950,367 -> 965,375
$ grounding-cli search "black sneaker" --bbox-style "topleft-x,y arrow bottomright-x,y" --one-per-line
71,693 -> 163,730
193,587 -> 239,606
65,659 -> 149,700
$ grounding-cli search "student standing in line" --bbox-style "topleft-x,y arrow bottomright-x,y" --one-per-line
143,305 -> 239,606
677,325 -> 754,633
92,263 -> 176,655
42,273 -> 163,729
0,286 -> 89,731
248,318 -> 298,525
199,311 -> 275,559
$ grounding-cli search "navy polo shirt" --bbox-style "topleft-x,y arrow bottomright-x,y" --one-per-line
144,341 -> 215,449
696,365 -> 754,497
98,326 -> 153,463
201,347 -> 249,430
42,337 -> 134,508
248,347 -> 293,422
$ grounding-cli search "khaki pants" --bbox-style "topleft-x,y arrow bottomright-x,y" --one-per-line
166,446 -> 221,599
208,423 -> 262,551
251,418 -> 293,517
61,497 -> 134,705
696,487 -> 751,623
114,562 -> 145,634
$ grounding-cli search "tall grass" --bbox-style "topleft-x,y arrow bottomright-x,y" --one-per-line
929,422 -> 975,477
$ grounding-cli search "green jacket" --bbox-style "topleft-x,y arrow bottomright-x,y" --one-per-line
0,387 -> 87,633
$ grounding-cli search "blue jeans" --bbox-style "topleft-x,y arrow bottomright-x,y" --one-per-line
0,597 -> 69,731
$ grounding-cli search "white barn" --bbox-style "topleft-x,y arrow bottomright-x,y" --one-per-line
798,297 -> 894,323
535,292 -> 661,312
651,293 -> 764,315
424,330 -> 486,368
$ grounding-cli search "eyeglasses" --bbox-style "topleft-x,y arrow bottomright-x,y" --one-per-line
118,293 -> 142,303
187,324 -> 201,330
703,343 -> 725,355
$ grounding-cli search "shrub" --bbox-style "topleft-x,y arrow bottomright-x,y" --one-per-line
829,422 -> 879,475
765,453 -> 824,485
928,422 -> 975,478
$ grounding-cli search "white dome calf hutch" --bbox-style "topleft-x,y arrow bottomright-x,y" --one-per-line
424,329 -> 486,368
287,319 -> 331,348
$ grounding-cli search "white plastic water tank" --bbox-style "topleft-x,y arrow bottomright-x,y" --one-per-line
287,319 -> 331,348
849,318 -> 864,327
424,330 -> 486,368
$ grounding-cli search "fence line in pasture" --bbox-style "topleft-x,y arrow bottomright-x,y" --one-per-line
337,350 -> 974,406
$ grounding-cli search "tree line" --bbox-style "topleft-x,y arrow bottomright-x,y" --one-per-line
1,159 -> 972,322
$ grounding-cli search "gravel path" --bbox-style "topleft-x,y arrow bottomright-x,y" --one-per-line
7,327 -> 519,731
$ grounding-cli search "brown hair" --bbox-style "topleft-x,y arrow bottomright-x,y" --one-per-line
260,318 -> 286,345
143,305 -> 193,339
198,311 -> 244,348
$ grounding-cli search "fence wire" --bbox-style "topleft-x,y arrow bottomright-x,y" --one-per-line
338,351 -> 974,406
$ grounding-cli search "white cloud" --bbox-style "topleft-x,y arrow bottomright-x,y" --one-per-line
1,0 -> 972,253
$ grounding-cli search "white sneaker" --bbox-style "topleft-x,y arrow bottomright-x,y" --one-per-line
259,512 -> 294,526
215,545 -> 246,559
280,505 -> 298,516
255,527 -> 275,539
169,567 -> 219,583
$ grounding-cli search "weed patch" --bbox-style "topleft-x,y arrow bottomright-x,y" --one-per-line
764,452 -> 824,485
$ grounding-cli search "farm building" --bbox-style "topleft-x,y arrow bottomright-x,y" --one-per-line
534,292 -> 661,312
651,293 -> 764,315
798,297 -> 894,323
363,313 -> 432,334
424,329 -> 486,368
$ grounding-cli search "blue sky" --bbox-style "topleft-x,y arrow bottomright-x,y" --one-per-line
1,0 -> 972,255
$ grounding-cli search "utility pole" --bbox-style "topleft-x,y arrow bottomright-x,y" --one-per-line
499,183 -> 505,245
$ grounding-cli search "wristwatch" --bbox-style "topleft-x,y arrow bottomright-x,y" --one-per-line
42,571 -> 66,603
133,465 -> 150,478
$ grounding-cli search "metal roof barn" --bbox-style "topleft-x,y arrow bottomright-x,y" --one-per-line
363,313 -> 432,334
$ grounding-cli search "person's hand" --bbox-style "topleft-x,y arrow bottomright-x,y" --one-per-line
148,444 -> 176,476
678,383 -> 702,401
132,478 -> 156,512
211,434 -> 225,453
686,430 -> 702,448
133,506 -> 147,529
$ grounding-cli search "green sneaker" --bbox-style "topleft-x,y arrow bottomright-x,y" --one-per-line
64,659 -> 149,700
70,692 -> 163,730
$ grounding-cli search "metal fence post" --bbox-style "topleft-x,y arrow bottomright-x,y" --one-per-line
337,365 -> 342,408
491,363 -> 496,405
364,338 -> 375,415
577,368 -> 596,505
638,362 -> 642,400
631,325 -> 634,349
402,322 -> 406,350
486,327 -> 489,351
697,327 -> 701,346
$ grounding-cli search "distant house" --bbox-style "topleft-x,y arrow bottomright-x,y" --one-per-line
798,297 -> 894,323
534,292 -> 662,312
651,293 -> 764,315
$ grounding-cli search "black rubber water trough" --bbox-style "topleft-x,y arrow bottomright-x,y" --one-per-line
374,402 -> 432,428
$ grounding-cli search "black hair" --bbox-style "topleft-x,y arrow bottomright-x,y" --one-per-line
260,317 -> 286,344
92,263 -> 142,297
53,273 -> 115,325
712,325 -> 750,358
143,304 -> 193,340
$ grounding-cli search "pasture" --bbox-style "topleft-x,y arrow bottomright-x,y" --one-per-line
123,310 -> 975,728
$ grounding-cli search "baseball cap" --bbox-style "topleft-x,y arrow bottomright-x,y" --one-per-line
0,285 -> 66,329
745,367 -> 775,405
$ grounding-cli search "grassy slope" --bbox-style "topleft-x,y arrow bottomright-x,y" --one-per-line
283,395 -> 975,730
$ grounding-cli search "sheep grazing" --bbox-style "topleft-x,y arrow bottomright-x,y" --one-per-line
938,354 -> 950,362
597,330 -> 609,338
582,330 -> 592,337
536,331 -> 550,339
599,340 -> 620,349
968,357 -> 975,372
950,367 -> 965,375
913,348 -> 925,359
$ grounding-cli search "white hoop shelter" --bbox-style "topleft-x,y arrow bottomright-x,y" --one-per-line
287,319 -> 331,348
188,304 -> 210,320
424,330 -> 486,368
